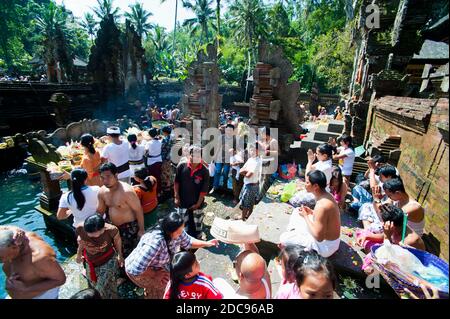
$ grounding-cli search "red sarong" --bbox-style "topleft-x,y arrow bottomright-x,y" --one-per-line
83,247 -> 115,283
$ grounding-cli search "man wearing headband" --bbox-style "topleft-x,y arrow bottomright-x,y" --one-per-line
101,127 -> 131,184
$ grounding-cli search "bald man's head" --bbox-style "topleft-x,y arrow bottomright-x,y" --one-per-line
236,250 -> 266,282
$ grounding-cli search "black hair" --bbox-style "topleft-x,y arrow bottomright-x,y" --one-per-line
330,166 -> 344,193
134,167 -> 155,192
278,244 -> 307,282
307,170 -> 327,190
154,212 -> 185,263
83,214 -> 105,233
161,126 -> 172,134
80,134 -> 96,155
383,177 -> 405,194
68,169 -> 88,210
380,203 -> 405,228
378,165 -> 398,179
70,288 -> 102,299
127,134 -> 138,149
294,249 -> 337,290
317,143 -> 333,160
264,126 -> 271,137
149,128 -> 159,138
339,133 -> 353,149
226,123 -> 235,130
169,251 -> 197,300
108,134 -> 120,138
100,162 -> 118,175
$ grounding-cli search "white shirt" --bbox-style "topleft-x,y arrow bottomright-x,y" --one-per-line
338,147 -> 355,176
314,159 -> 333,186
242,156 -> 262,184
145,139 -> 162,166
230,152 -> 244,179
58,186 -> 100,227
101,140 -> 131,178
129,143 -> 145,162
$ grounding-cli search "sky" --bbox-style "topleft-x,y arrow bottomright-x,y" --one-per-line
55,0 -> 208,31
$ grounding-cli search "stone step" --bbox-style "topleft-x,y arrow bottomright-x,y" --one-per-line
313,131 -> 341,142
327,120 -> 345,134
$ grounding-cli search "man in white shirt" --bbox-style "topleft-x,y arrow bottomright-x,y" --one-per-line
101,127 -> 131,184
237,146 -> 262,221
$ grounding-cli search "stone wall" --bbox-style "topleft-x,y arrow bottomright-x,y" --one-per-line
368,96 -> 449,260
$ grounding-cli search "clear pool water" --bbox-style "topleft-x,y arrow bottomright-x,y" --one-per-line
0,173 -> 73,299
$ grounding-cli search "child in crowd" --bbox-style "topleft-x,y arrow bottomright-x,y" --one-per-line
274,244 -> 306,299
230,147 -> 245,204
237,145 -> 261,221
164,251 -> 223,299
332,134 -> 355,187
294,249 -> 336,299
329,166 -> 348,209
306,143 -> 334,188
133,167 -> 158,227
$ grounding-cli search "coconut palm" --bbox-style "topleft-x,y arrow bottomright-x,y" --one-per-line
79,12 -> 97,43
182,0 -> 216,44
91,0 -> 121,21
228,0 -> 267,64
124,2 -> 154,40
36,1 -> 72,82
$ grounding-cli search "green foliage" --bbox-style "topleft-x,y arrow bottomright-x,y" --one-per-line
124,2 -> 154,39
0,0 -> 357,93
182,0 -> 217,44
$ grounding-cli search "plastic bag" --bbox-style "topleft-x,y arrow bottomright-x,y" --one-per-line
375,241 -> 448,291
280,181 -> 297,202
289,190 -> 316,209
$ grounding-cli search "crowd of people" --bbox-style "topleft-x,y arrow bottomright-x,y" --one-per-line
0,103 -> 434,300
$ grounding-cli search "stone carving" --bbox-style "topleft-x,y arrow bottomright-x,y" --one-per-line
49,93 -> 72,127
181,44 -> 222,131
27,138 -> 62,165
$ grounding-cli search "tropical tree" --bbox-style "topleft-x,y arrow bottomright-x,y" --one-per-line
182,0 -> 216,44
91,0 -> 121,21
35,1 -> 73,82
228,0 -> 267,64
215,0 -> 221,48
79,12 -> 97,43
124,2 -> 154,40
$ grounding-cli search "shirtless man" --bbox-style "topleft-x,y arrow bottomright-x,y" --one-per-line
0,226 -> 66,299
97,163 -> 144,258
280,170 -> 341,258
382,178 -> 425,237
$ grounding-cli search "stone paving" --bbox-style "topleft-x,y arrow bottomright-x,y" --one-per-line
60,178 -> 398,299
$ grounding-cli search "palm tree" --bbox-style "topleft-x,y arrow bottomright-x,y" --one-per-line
182,0 -> 216,44
215,0 -> 221,47
91,0 -> 120,21
36,1 -> 71,82
124,2 -> 154,40
80,12 -> 97,44
228,0 -> 267,64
